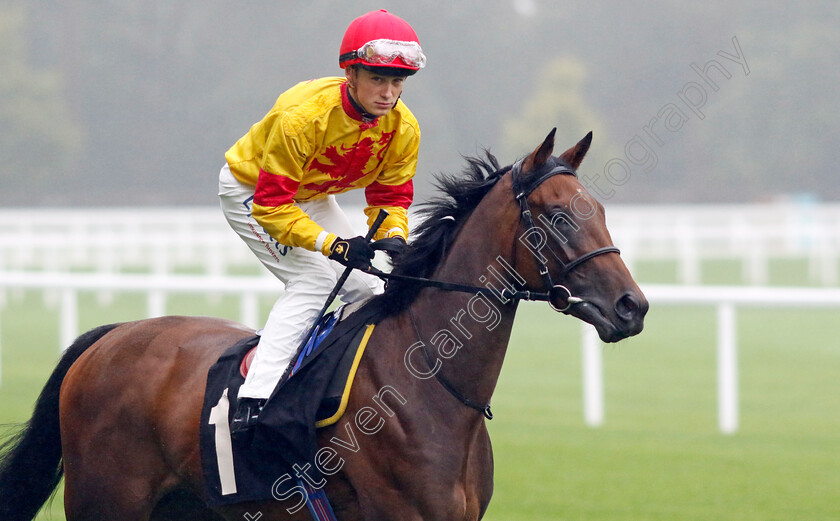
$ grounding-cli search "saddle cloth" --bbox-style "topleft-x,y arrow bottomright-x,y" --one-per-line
199,298 -> 385,506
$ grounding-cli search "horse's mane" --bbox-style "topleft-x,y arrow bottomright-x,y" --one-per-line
372,152 -> 511,315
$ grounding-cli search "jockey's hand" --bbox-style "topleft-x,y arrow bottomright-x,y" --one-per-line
371,237 -> 407,255
328,236 -> 375,269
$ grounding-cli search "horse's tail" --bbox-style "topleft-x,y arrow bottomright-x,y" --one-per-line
0,323 -> 120,521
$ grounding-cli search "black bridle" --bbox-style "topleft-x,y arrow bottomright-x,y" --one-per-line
509,158 -> 621,312
365,158 -> 620,312
363,159 -> 620,419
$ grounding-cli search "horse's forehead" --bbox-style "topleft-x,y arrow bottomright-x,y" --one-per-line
533,175 -> 606,227
533,170 -> 583,205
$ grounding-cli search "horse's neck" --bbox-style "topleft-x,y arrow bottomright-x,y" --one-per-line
410,181 -> 522,408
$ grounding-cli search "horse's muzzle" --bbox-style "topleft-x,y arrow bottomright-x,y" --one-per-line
611,290 -> 648,339
569,289 -> 648,343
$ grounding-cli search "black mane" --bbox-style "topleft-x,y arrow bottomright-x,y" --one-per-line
371,152 -> 510,314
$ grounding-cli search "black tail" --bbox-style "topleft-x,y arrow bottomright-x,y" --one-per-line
0,323 -> 120,521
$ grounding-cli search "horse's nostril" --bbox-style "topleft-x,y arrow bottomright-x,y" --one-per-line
615,293 -> 640,320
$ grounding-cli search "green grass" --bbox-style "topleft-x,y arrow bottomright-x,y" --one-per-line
1,259 -> 838,520
485,303 -> 840,520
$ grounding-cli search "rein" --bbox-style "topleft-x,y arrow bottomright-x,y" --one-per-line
363,266 -> 552,304
363,159 -> 620,419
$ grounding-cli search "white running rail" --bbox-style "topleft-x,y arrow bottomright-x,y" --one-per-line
2,203 -> 840,284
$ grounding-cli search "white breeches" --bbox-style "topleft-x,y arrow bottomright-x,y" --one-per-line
218,164 -> 382,399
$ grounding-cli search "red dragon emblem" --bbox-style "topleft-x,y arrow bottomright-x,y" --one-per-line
304,132 -> 395,193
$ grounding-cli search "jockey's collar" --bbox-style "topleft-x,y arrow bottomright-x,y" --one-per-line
341,82 -> 379,126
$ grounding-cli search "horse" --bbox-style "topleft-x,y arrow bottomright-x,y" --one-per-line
0,129 -> 647,521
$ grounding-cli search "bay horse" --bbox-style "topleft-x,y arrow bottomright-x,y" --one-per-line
0,130 -> 647,520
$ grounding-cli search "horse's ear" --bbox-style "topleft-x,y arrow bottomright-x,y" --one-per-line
558,131 -> 593,170
523,128 -> 557,171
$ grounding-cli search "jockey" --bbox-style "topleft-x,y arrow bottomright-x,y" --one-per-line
219,9 -> 425,432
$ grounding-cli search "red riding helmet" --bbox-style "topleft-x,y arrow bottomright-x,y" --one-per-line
339,9 -> 426,74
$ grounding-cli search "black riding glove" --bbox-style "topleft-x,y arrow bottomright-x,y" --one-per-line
328,236 -> 375,269
371,236 -> 408,255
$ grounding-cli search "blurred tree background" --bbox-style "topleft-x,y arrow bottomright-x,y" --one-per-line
1,6 -> 81,198
1,0 -> 837,205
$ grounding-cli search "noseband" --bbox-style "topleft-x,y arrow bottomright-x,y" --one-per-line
509,159 -> 620,312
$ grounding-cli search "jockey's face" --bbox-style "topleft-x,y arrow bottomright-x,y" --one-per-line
345,67 -> 406,117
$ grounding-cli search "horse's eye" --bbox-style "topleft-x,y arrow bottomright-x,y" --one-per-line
543,208 -> 581,234
548,208 -> 572,223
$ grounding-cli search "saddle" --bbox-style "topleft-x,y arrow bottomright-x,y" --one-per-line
198,298 -> 386,506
